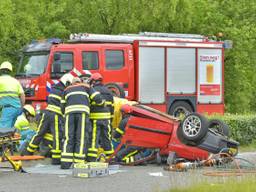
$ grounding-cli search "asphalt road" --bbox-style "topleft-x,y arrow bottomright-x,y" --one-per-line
0,152 -> 256,192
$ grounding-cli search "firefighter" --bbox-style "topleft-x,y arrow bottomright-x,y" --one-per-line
14,105 -> 36,152
112,105 -> 153,165
61,76 -> 103,169
86,73 -> 114,162
0,61 -> 25,129
22,74 -> 73,165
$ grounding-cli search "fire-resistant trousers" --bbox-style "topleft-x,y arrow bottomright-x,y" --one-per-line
87,119 -> 114,162
61,112 -> 90,167
26,110 -> 63,163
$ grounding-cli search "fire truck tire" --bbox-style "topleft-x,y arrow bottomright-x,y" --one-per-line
168,101 -> 193,118
105,83 -> 126,98
178,113 -> 209,145
208,119 -> 229,137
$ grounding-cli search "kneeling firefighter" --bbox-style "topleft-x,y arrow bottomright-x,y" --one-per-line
87,73 -> 114,162
61,76 -> 103,169
22,74 -> 73,165
112,105 -> 154,165
14,105 -> 36,152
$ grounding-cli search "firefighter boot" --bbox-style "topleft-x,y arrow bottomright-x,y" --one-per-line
60,162 -> 72,169
52,158 -> 61,165
20,148 -> 33,156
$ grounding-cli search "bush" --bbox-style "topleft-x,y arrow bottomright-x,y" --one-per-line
209,114 -> 256,145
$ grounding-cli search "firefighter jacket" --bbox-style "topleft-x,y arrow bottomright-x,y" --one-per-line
90,83 -> 114,120
63,83 -> 103,115
46,82 -> 65,115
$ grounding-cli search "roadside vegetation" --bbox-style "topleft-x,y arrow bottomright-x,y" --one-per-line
209,113 -> 256,145
1,0 -> 256,114
169,176 -> 256,192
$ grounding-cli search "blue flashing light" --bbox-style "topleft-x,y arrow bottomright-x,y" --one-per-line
47,38 -> 62,44
30,38 -> 62,45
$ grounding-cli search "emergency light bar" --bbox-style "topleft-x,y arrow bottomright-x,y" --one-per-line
69,32 -> 208,43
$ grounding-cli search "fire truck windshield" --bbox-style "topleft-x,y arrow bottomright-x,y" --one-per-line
17,53 -> 49,77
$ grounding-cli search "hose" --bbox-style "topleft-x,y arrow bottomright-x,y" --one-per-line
203,152 -> 256,177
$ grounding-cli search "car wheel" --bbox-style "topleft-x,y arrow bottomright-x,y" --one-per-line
178,113 -> 209,145
208,119 -> 229,137
169,101 -> 193,119
105,83 -> 126,98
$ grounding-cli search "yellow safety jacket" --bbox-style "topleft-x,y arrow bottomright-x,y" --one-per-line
14,113 -> 30,131
112,97 -> 137,129
0,75 -> 24,98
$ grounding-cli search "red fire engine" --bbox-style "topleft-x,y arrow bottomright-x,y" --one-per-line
16,32 -> 230,116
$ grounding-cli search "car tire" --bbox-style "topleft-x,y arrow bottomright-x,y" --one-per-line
209,119 -> 229,137
105,83 -> 126,98
178,113 -> 209,145
169,101 -> 193,119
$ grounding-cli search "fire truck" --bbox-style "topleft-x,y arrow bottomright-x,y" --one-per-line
16,32 -> 230,116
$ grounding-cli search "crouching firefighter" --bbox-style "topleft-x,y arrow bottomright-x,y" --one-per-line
112,105 -> 155,165
22,74 -> 73,165
87,73 -> 114,162
14,105 -> 36,152
61,76 -> 103,169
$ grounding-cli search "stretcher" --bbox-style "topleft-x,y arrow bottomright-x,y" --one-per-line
0,128 -> 23,171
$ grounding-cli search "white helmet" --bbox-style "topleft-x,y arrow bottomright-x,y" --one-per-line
0,61 -> 13,71
60,73 -> 74,86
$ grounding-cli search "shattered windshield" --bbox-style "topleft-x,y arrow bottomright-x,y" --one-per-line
17,53 -> 49,77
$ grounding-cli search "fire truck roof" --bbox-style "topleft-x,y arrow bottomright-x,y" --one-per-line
68,32 -> 209,44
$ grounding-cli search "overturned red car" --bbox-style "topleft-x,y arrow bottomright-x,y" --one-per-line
110,104 -> 239,164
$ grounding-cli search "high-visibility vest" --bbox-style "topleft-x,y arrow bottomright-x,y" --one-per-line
0,75 -> 24,98
14,113 -> 30,131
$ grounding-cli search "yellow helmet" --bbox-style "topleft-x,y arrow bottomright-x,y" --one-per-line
23,105 -> 36,117
0,61 -> 13,71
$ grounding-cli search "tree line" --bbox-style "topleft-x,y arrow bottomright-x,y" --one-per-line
0,0 -> 255,113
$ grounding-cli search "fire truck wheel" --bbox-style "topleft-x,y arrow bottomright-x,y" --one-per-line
208,119 -> 229,137
178,113 -> 209,144
105,83 -> 126,98
169,101 -> 193,119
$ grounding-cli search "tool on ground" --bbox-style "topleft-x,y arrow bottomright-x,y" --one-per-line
73,162 -> 109,178
164,152 -> 236,172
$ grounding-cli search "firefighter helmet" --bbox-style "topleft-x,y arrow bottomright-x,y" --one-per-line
80,73 -> 92,83
72,77 -> 81,84
23,105 -> 36,117
0,61 -> 13,72
60,73 -> 74,86
91,73 -> 103,81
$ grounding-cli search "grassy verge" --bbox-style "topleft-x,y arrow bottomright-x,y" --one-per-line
170,176 -> 256,192
239,143 -> 256,152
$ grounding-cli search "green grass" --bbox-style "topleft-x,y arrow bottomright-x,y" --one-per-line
239,143 -> 256,152
170,176 -> 256,192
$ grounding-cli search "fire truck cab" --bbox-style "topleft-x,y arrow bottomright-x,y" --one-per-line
16,32 -> 230,116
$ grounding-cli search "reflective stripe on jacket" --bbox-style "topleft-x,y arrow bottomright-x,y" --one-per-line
46,83 -> 65,115
64,83 -> 103,114
90,83 -> 113,120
